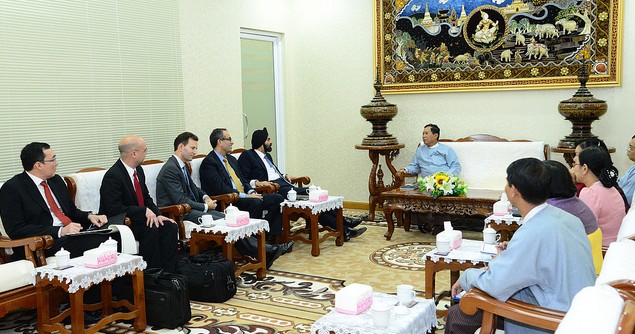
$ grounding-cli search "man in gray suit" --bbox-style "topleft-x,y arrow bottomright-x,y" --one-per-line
156,131 -> 223,222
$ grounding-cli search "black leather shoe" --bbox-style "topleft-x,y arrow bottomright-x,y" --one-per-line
344,216 -> 363,228
280,241 -> 294,254
344,227 -> 367,241
266,245 -> 284,269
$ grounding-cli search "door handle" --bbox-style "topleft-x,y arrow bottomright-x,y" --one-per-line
243,113 -> 249,139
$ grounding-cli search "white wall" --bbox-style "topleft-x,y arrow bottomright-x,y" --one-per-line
180,1 -> 634,203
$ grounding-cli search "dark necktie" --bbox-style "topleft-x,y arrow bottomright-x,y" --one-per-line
182,165 -> 196,200
133,170 -> 145,206
40,181 -> 72,226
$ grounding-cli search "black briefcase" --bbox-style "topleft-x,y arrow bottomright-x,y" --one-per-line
119,268 -> 191,329
177,253 -> 237,303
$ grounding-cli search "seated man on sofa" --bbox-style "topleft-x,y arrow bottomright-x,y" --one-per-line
399,123 -> 461,177
99,135 -> 178,273
0,142 -> 115,259
156,131 -> 289,268
399,124 -> 462,234
238,127 -> 366,241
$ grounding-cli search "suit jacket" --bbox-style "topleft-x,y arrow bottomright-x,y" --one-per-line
156,155 -> 207,211
200,151 -> 254,196
99,159 -> 160,224
238,149 -> 281,183
0,172 -> 90,240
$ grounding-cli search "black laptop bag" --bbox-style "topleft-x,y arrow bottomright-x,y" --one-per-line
177,253 -> 237,303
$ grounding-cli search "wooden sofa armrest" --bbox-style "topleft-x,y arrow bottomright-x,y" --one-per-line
210,193 -> 239,211
288,176 -> 311,188
254,183 -> 280,194
159,204 -> 192,241
459,288 -> 565,334
0,235 -> 54,266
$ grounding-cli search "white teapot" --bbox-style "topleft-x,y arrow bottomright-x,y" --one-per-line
287,188 -> 297,201
224,204 -> 239,215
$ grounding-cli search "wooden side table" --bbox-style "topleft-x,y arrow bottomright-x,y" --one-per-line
189,218 -> 268,279
281,196 -> 344,257
34,253 -> 147,334
423,240 -> 492,317
484,214 -> 523,242
355,144 -> 405,221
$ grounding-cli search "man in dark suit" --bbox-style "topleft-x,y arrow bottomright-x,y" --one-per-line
0,142 -> 113,259
156,132 -> 223,222
238,128 -> 366,241
200,128 -> 284,238
99,135 -> 178,273
157,131 -> 290,268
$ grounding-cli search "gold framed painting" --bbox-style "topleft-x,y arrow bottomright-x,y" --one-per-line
374,0 -> 623,93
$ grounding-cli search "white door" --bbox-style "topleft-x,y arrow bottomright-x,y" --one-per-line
240,29 -> 285,169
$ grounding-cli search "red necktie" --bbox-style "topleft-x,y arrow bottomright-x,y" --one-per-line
40,181 -> 72,226
133,170 -> 145,206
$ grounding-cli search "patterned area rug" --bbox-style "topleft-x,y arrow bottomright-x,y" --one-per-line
370,242 -> 435,271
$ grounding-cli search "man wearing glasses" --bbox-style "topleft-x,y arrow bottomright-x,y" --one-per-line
0,142 -> 113,259
99,135 -> 179,273
200,128 -> 286,243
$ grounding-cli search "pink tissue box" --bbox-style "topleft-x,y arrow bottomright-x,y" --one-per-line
309,190 -> 328,202
84,248 -> 117,268
226,211 -> 250,227
335,283 -> 373,315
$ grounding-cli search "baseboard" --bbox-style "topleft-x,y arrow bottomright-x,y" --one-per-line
343,201 -> 378,211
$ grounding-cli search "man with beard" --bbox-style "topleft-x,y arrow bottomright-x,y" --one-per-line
238,127 -> 366,241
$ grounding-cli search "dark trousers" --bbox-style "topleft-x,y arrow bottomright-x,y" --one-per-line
274,179 -> 308,197
236,193 -> 284,236
445,304 -> 504,334
42,233 -> 119,259
131,220 -> 178,273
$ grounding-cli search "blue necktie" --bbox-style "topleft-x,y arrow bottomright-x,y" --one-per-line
182,165 -> 196,200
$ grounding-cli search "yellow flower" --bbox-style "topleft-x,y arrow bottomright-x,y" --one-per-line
435,173 -> 449,187
478,71 -> 485,79
454,72 -> 461,80
504,69 -> 511,78
561,67 -> 569,76
408,74 -> 415,82
531,68 -> 539,76
599,12 -> 608,21
385,55 -> 391,63
431,73 -> 438,81
598,38 -> 607,47
385,33 -> 392,41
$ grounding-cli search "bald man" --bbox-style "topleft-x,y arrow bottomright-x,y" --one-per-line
99,135 -> 179,272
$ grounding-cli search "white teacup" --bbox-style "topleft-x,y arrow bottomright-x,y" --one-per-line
483,225 -> 501,245
198,215 -> 215,227
287,189 -> 297,201
55,247 -> 71,268
371,302 -> 391,328
396,284 -> 416,306
307,185 -> 321,194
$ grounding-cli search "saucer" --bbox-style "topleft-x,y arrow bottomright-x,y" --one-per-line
201,222 -> 215,228
394,305 -> 410,315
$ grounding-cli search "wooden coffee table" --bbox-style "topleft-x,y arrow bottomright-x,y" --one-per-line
34,253 -> 147,334
382,188 -> 501,240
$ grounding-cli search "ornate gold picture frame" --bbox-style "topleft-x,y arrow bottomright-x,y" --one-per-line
375,0 -> 622,93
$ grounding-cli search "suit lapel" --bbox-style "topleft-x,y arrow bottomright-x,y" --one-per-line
170,156 -> 190,192
20,172 -> 49,212
116,160 -> 138,201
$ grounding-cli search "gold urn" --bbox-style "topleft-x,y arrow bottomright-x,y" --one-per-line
557,63 -> 607,149
360,81 -> 399,146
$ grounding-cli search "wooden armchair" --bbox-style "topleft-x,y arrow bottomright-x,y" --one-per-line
0,233 -> 54,318
229,148 -> 312,189
459,239 -> 635,333
187,154 -> 240,212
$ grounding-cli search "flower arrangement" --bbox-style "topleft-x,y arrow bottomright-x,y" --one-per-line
417,172 -> 468,199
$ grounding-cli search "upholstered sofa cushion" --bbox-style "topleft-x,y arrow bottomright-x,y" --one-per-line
596,239 -> 635,286
0,260 -> 35,293
190,158 -> 204,188
141,162 -> 164,203
617,207 -> 635,241
443,141 -> 545,191
555,285 -> 623,334
66,170 -> 107,214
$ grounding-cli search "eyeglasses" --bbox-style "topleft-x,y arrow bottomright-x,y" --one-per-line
220,137 -> 232,142
40,158 -> 57,163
